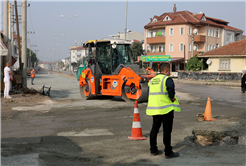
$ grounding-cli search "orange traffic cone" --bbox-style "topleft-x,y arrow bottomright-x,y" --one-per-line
204,97 -> 216,121
128,101 -> 146,140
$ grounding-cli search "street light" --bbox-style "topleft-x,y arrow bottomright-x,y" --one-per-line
53,34 -> 65,70
61,14 -> 78,74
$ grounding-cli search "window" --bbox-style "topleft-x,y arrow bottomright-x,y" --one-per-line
153,31 -> 156,37
73,51 -> 75,53
213,45 -> 215,50
163,16 -> 171,21
216,29 -> 220,38
210,45 -> 212,51
180,43 -> 184,51
156,30 -> 165,37
211,29 -> 214,37
207,28 -> 210,36
150,46 -> 153,52
73,56 -> 75,58
216,43 -> 219,48
227,33 -> 232,41
158,45 -> 165,52
213,30 -> 216,37
194,44 -> 198,51
189,27 -> 192,35
146,46 -> 149,52
207,44 -> 209,51
150,31 -> 153,38
147,31 -> 149,38
152,18 -> 157,23
163,30 -> 166,36
170,28 -> 174,36
153,46 -> 156,52
169,44 -> 173,52
189,43 -> 191,51
201,16 -> 206,21
219,59 -> 231,70
180,27 -> 184,35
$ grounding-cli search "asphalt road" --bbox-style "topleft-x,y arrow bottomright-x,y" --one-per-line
1,71 -> 246,166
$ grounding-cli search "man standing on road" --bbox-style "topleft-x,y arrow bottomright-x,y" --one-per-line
31,68 -> 35,85
4,62 -> 13,98
146,63 -> 181,158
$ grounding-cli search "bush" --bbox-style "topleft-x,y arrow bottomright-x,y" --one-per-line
186,55 -> 205,71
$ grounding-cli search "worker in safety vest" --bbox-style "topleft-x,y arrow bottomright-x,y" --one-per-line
31,68 -> 35,85
146,63 -> 181,158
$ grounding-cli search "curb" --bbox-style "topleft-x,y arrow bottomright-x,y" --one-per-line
174,80 -> 241,87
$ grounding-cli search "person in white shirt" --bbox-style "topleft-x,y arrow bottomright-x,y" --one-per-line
4,62 -> 13,98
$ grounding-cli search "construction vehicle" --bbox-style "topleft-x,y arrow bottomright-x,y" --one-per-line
78,39 -> 155,102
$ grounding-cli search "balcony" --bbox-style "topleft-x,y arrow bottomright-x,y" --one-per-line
194,35 -> 206,43
193,51 -> 203,56
147,36 -> 165,44
146,52 -> 166,56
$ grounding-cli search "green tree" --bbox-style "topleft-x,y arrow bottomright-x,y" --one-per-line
186,55 -> 205,71
57,61 -> 64,68
27,48 -> 38,67
131,42 -> 144,61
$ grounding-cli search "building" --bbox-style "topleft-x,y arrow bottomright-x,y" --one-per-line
143,4 -> 243,72
198,39 -> 246,73
109,31 -> 144,42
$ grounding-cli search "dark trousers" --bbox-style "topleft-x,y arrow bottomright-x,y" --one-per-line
31,77 -> 34,84
150,110 -> 174,156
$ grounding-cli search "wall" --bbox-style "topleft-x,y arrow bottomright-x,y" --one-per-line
206,57 -> 246,73
178,71 -> 242,81
224,30 -> 235,46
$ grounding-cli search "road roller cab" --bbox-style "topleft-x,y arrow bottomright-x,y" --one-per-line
79,39 -> 155,102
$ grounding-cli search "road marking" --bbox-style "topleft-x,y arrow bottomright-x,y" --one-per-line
57,129 -> 113,137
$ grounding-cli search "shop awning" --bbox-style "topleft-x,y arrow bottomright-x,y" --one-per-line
0,40 -> 8,56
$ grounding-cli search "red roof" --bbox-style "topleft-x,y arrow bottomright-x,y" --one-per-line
144,10 -> 242,33
198,39 -> 246,57
206,16 -> 229,23
71,46 -> 86,50
223,25 -> 243,32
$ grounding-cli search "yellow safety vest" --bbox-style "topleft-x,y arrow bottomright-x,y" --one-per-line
146,74 -> 181,116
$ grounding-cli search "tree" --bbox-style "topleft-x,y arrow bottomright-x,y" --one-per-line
58,61 -> 64,68
27,48 -> 38,67
131,42 -> 144,61
186,55 -> 206,71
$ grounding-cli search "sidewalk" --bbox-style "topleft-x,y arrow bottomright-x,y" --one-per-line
174,79 -> 241,87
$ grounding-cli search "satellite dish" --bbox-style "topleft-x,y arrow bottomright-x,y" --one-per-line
193,45 -> 197,51
193,28 -> 198,34
206,59 -> 212,65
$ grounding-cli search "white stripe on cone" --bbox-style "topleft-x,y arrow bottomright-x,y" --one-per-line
134,108 -> 139,113
132,121 -> 141,128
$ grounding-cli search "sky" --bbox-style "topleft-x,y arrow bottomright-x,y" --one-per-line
1,0 -> 245,62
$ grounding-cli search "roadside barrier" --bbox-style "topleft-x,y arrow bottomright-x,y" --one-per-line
128,101 -> 146,140
204,97 -> 216,121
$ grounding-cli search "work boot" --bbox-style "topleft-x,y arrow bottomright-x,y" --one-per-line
151,150 -> 163,156
165,152 -> 179,159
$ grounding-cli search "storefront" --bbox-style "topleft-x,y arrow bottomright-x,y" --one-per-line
138,55 -> 184,72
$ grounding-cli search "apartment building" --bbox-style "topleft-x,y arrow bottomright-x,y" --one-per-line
143,4 -> 243,72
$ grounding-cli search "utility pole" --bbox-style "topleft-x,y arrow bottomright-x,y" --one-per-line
11,4 -> 15,70
14,0 -> 21,71
22,0 -> 27,88
124,0 -> 128,41
8,3 -> 12,71
191,33 -> 194,58
2,0 -> 9,69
